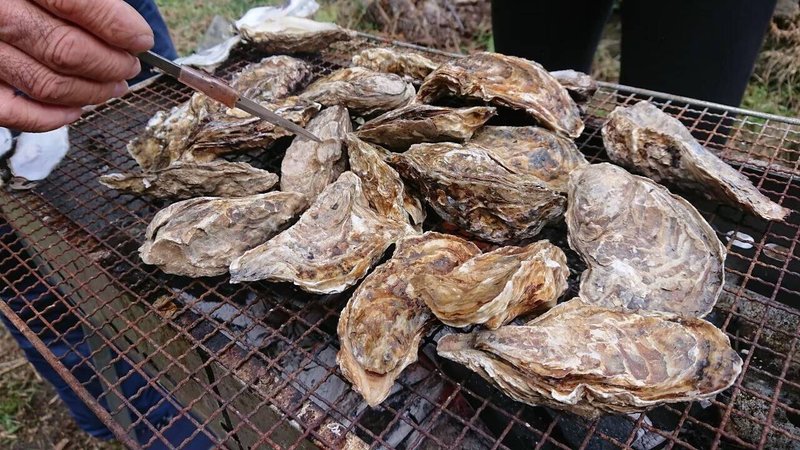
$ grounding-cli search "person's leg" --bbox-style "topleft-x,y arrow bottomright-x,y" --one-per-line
620,0 -> 777,108
490,0 -> 615,72
124,0 -> 178,84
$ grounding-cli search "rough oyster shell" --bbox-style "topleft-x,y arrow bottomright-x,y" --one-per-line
185,97 -> 321,162
351,47 -> 439,83
300,67 -> 416,116
128,56 -> 313,171
346,135 -> 426,227
237,16 -> 353,53
140,192 -> 308,277
602,101 -> 789,221
437,298 -> 743,418
280,106 -> 352,202
229,172 -> 413,293
417,240 -> 568,329
99,161 -> 278,200
566,163 -> 726,318
389,142 -> 565,244
356,104 -> 496,150
550,69 -> 597,106
337,232 -> 479,406
470,126 -> 588,192
417,52 -> 584,138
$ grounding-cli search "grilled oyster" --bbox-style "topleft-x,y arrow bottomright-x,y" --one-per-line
389,142 -> 565,244
437,298 -> 743,418
550,69 -> 597,106
99,161 -> 278,200
356,104 -> 496,150
185,97 -> 321,162
470,126 -> 588,192
567,163 -> 726,318
140,192 -> 307,277
417,52 -> 584,138
351,47 -> 439,83
417,240 -> 568,329
346,135 -> 426,227
337,232 -> 479,406
128,56 -> 313,171
237,16 -> 353,53
300,67 -> 415,116
280,106 -> 352,202
602,101 -> 789,221
230,172 -> 413,293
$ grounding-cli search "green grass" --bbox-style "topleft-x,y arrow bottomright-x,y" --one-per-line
0,378 -> 39,443
742,81 -> 797,118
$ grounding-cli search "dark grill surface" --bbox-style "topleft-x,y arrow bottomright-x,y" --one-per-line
1,35 -> 799,450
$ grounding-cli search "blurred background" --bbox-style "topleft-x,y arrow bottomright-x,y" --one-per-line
0,1 -> 797,449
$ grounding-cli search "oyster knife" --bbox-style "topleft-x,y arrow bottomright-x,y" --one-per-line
137,51 -> 321,142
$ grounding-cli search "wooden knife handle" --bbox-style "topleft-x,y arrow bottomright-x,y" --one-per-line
178,66 -> 239,108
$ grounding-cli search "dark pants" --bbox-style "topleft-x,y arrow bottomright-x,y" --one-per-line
1,2 -> 210,448
490,0 -> 777,108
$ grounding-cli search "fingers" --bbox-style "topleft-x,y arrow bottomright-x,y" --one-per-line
0,41 -> 128,107
0,0 -> 141,82
31,0 -> 154,53
0,81 -> 82,132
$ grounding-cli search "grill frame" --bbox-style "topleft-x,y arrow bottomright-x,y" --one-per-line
0,34 -> 798,450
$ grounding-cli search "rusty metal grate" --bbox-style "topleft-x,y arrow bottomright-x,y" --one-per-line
1,34 -> 799,450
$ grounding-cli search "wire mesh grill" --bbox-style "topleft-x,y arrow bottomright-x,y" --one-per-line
1,35 -> 799,450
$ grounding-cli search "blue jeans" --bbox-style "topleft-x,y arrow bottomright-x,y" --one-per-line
0,2 -> 210,448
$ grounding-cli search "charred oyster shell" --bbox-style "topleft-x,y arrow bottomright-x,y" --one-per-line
437,298 -> 743,418
346,135 -> 426,227
356,104 -> 496,151
602,101 -> 789,221
280,106 -> 352,202
417,240 -> 569,329
337,232 -> 479,406
470,126 -> 588,192
229,172 -> 413,293
237,16 -> 353,53
417,52 -> 584,138
99,161 -> 278,200
351,47 -> 439,83
389,142 -> 565,244
140,192 -> 307,277
550,69 -> 597,106
566,163 -> 726,318
300,67 -> 415,116
185,97 -> 321,162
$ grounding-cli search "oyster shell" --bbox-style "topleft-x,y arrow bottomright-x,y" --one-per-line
300,67 -> 416,116
280,106 -> 352,202
356,104 -> 496,150
185,97 -> 321,162
550,69 -> 597,106
602,101 -> 789,221
337,232 -> 480,406
229,172 -> 413,293
351,47 -> 439,83
470,126 -> 588,192
389,142 -> 565,244
9,127 -> 70,181
346,135 -> 426,227
237,16 -> 353,53
566,163 -> 726,318
140,192 -> 308,277
128,56 -> 313,171
417,52 -> 584,138
417,240 -> 569,329
437,298 -> 743,418
99,161 -> 278,200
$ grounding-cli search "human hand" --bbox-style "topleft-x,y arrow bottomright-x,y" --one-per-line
0,0 -> 154,131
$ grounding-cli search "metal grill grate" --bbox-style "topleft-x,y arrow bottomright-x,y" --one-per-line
1,35 -> 799,450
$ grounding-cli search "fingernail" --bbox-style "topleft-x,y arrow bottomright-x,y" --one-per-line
127,59 -> 143,80
113,82 -> 129,98
132,33 -> 155,52
67,109 -> 83,122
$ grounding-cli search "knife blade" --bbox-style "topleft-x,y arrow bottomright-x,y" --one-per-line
137,51 -> 321,142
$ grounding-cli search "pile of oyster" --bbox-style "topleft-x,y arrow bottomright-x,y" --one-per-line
99,13 -> 797,418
